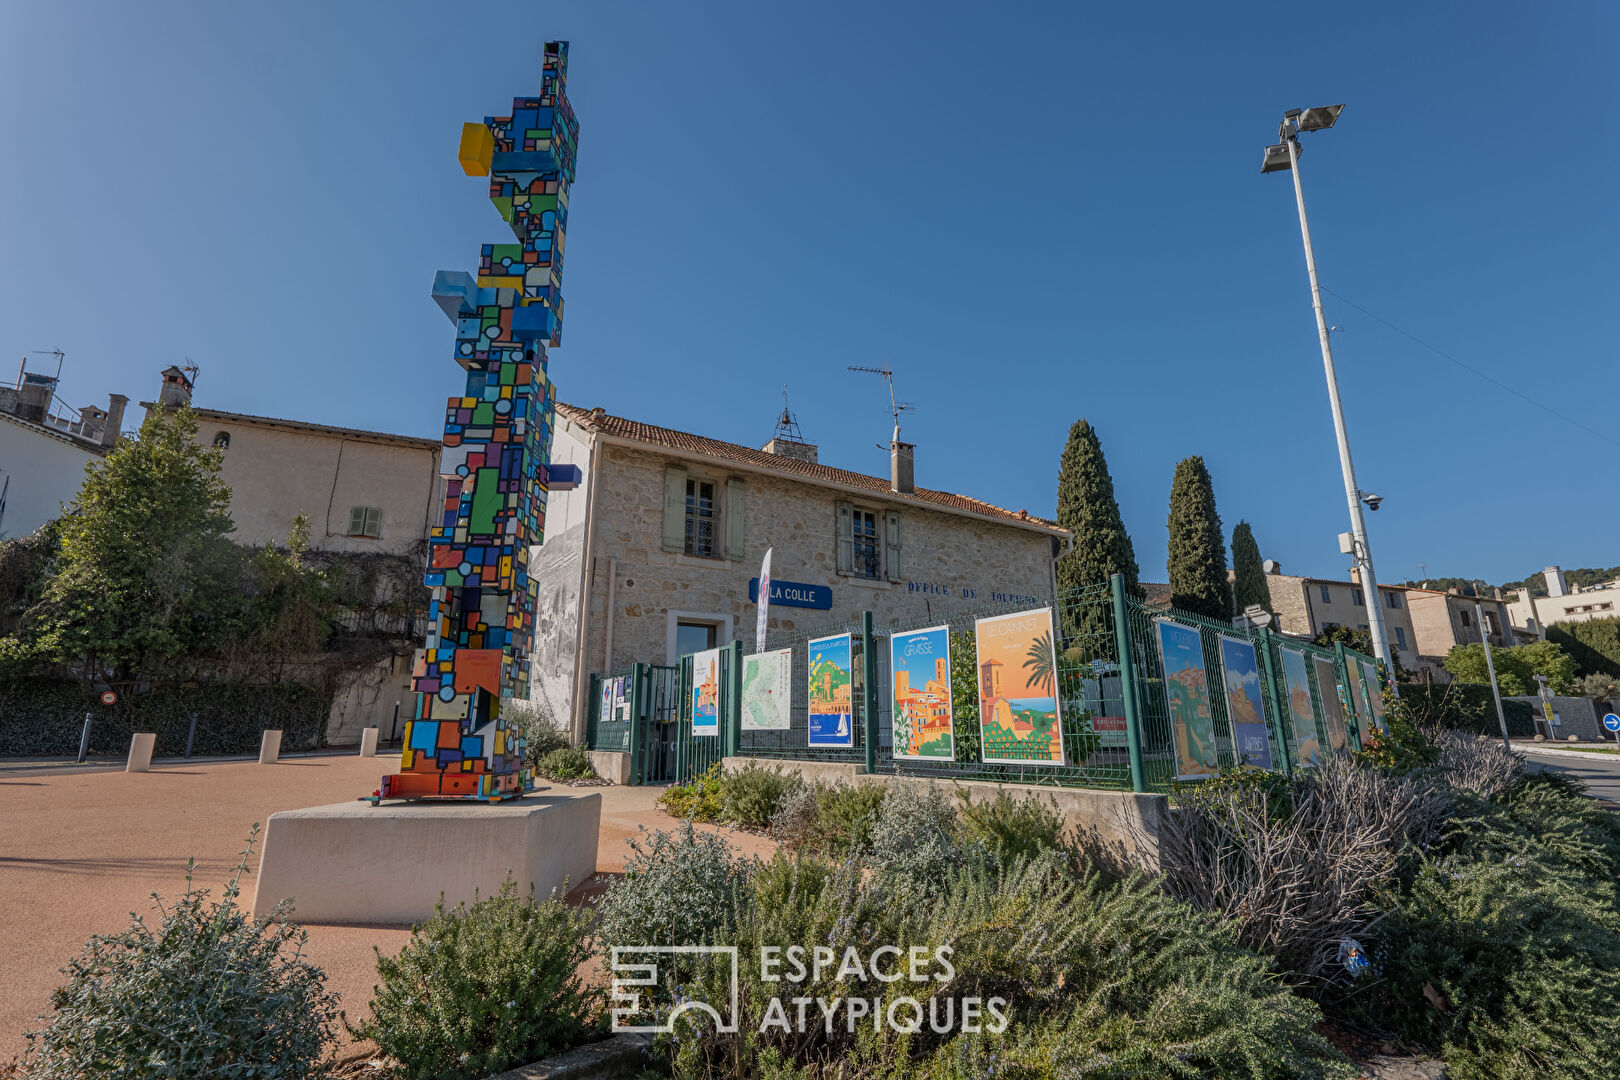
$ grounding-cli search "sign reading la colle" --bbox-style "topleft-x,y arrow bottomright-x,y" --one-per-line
749,577 -> 1042,611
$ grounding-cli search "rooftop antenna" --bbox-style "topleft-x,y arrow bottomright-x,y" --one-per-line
28,347 -> 65,384
846,366 -> 913,444
770,386 -> 805,444
181,356 -> 200,386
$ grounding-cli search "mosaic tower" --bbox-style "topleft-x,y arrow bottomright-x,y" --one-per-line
379,41 -> 580,801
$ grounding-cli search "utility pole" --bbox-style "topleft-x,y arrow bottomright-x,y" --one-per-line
1476,602 -> 1512,752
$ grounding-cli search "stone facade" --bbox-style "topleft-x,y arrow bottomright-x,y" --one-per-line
1404,588 -> 1515,674
534,406 -> 1067,738
1263,571 -> 1428,675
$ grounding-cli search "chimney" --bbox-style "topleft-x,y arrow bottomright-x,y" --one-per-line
158,365 -> 193,408
761,436 -> 819,464
890,440 -> 914,494
1544,565 -> 1567,598
102,394 -> 127,448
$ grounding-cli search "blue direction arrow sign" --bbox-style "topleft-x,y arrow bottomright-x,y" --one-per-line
1604,713 -> 1619,732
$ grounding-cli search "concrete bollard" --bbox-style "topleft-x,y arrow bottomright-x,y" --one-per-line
259,729 -> 283,764
126,733 -> 157,773
359,727 -> 379,758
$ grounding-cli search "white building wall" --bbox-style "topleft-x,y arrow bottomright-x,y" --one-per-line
0,413 -> 100,539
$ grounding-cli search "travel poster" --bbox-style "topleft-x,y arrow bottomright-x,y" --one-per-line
807,633 -> 854,747
1280,647 -> 1321,768
1312,655 -> 1351,753
1155,619 -> 1219,780
1360,660 -> 1387,732
691,648 -> 721,736
1346,665 -> 1370,730
890,625 -> 954,760
1218,635 -> 1273,770
741,648 -> 793,731
974,608 -> 1064,765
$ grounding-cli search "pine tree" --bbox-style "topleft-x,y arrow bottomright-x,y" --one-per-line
1230,521 -> 1271,616
1054,419 -> 1142,598
1167,457 -> 1230,620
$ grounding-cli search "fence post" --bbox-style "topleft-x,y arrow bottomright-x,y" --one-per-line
1109,574 -> 1147,794
1333,642 -> 1362,749
628,663 -> 645,786
861,611 -> 879,775
1257,627 -> 1292,778
725,640 -> 744,759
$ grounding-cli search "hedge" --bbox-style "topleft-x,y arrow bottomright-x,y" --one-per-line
0,679 -> 330,758
1400,683 -> 1535,738
1547,617 -> 1620,678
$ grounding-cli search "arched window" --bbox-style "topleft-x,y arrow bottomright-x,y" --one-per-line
212,431 -> 231,449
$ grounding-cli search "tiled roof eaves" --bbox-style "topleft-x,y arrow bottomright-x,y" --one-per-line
557,403 -> 1065,536
0,409 -> 109,456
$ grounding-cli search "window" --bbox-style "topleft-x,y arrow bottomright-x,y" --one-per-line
684,478 -> 717,558
212,430 -> 230,449
1352,589 -> 1365,606
852,509 -> 881,579
1484,612 -> 1499,635
346,505 -> 382,538
1319,585 -> 1332,603
1458,609 -> 1471,627
676,620 -> 719,656
1384,591 -> 1401,609
1394,627 -> 1408,650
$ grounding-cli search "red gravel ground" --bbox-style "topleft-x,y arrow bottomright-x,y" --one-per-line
0,753 -> 774,1063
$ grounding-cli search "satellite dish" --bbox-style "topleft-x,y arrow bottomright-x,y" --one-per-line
1262,559 -> 1279,574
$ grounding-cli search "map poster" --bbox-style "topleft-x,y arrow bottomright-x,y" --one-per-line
890,625 -> 954,760
691,648 -> 721,736
1313,655 -> 1351,753
807,633 -> 854,747
1280,647 -> 1321,768
1218,635 -> 1273,770
741,648 -> 793,731
974,608 -> 1064,766
1154,619 -> 1219,780
1360,660 -> 1387,732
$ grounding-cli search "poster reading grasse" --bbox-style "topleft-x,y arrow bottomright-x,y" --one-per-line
1217,635 -> 1273,770
1280,647 -> 1321,767
691,648 -> 721,736
890,625 -> 954,760
807,633 -> 854,747
1155,619 -> 1219,780
974,608 -> 1063,765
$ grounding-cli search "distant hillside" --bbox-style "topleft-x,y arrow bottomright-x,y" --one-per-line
1398,566 -> 1620,598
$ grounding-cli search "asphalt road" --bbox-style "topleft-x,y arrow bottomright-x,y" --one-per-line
1521,747 -> 1620,803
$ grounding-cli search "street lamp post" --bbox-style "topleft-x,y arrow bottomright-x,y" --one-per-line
1263,105 -> 1398,681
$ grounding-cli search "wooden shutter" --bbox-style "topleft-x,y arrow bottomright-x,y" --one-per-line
347,506 -> 366,536
661,465 -> 688,552
835,501 -> 854,575
365,506 -> 383,538
885,510 -> 903,582
724,477 -> 746,561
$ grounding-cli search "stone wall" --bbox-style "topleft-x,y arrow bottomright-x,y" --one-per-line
1506,695 -> 1604,741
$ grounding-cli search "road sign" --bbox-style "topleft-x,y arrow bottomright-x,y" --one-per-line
1604,713 -> 1619,733
99,690 -> 117,706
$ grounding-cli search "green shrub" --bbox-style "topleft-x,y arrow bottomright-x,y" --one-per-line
1398,682 -> 1535,738
865,781 -> 965,894
593,821 -> 753,951
537,745 -> 595,781
1546,617 -> 1620,678
657,763 -> 726,822
502,701 -> 571,770
719,763 -> 803,828
811,780 -> 888,856
956,789 -> 1070,861
18,829 -> 339,1079
354,881 -> 602,1080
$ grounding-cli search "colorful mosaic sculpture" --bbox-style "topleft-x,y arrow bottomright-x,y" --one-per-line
379,41 -> 579,802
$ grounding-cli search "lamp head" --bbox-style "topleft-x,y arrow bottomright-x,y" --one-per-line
1297,104 -> 1345,132
1261,142 -> 1296,174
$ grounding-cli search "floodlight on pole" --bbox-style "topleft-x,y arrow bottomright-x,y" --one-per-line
1262,103 -> 1399,685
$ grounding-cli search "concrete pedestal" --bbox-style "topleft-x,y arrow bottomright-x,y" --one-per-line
359,727 -> 379,757
259,729 -> 283,764
125,733 -> 156,773
251,794 -> 601,925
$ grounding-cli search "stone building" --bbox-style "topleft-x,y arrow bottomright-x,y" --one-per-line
1505,566 -> 1620,640
1404,586 -> 1516,665
530,403 -> 1070,738
1263,567 -> 1428,674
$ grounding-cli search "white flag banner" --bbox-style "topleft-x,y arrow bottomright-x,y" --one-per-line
755,547 -> 773,653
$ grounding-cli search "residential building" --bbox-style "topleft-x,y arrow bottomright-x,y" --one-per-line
1505,566 -> 1620,639
1402,586 -> 1515,670
530,403 -> 1070,737
0,358 -> 126,538
1262,565 -> 1427,676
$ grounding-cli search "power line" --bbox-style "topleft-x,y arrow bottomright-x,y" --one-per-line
1319,286 -> 1620,450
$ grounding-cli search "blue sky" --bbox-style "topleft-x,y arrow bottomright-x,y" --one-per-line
3,1 -> 1615,587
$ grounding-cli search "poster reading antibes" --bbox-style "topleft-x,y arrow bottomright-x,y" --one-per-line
1280,647 -> 1322,767
1217,635 -> 1273,770
690,648 -> 721,736
974,608 -> 1064,765
890,625 -> 954,760
1155,619 -> 1219,780
741,648 -> 793,731
1312,655 -> 1351,753
807,633 -> 854,747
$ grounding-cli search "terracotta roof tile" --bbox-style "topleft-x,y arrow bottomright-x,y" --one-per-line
557,402 -> 1063,534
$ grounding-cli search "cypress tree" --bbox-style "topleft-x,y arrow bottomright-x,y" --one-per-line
1167,456 -> 1231,620
1231,521 -> 1271,615
1054,419 -> 1143,600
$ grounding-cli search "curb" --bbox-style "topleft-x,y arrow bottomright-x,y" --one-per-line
1514,744 -> 1620,762
485,1034 -> 653,1080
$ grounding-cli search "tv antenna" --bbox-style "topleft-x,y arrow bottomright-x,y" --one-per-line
181,356 -> 200,386
846,366 -> 913,443
29,348 -> 66,382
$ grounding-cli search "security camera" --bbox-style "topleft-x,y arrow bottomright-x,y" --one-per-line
1362,493 -> 1383,512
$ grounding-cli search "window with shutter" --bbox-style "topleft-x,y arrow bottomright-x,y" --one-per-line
884,511 -> 902,582
662,465 -> 688,552
347,505 -> 382,538
835,501 -> 854,575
